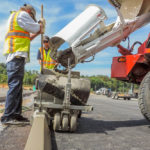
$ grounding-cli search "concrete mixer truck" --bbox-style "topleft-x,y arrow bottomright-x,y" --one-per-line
49,0 -> 150,122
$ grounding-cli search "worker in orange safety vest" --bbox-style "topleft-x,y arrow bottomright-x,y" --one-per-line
37,35 -> 57,70
1,4 -> 44,125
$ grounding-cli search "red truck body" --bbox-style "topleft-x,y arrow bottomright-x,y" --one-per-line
111,34 -> 150,84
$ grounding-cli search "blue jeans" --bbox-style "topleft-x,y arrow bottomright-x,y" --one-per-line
1,57 -> 25,120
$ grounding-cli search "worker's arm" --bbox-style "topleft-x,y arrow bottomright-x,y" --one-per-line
17,11 -> 40,33
18,11 -> 45,39
30,32 -> 40,41
18,11 -> 45,41
30,24 -> 44,41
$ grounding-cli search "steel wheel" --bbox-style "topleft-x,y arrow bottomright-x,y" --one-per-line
62,115 -> 69,131
70,114 -> 77,132
53,113 -> 61,131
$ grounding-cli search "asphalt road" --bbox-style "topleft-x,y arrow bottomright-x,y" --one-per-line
0,94 -> 150,150
52,95 -> 150,150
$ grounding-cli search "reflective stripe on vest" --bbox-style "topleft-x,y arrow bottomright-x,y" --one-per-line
10,12 -> 16,31
40,48 -> 57,69
3,11 -> 30,56
5,31 -> 30,39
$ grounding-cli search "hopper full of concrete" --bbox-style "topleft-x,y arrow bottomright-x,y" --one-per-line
36,69 -> 91,106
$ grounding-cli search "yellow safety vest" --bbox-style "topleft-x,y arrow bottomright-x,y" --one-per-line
3,11 -> 30,58
39,48 -> 57,69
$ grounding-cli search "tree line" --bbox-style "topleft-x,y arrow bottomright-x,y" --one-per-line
0,63 -> 38,85
82,75 -> 139,92
0,63 -> 139,91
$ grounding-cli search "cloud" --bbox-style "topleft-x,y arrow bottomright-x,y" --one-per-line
0,19 -> 8,63
0,1 -> 18,14
74,1 -> 117,18
0,19 -> 7,43
74,3 -> 89,11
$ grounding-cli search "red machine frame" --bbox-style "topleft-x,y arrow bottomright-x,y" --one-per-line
111,34 -> 150,84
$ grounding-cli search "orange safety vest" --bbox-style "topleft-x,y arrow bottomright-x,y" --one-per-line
39,48 -> 57,69
3,11 -> 30,59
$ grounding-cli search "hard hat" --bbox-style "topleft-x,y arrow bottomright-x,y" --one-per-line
22,4 -> 37,22
43,36 -> 50,42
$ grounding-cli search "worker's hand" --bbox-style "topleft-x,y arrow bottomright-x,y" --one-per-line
39,24 -> 45,34
38,18 -> 46,25
38,18 -> 46,34
55,62 -> 59,66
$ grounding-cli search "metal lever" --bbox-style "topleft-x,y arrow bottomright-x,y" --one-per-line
63,58 -> 71,109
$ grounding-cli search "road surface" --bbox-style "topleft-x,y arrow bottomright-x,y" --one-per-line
52,95 -> 150,150
0,94 -> 150,150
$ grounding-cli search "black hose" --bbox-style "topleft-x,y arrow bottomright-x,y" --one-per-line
131,41 -> 142,52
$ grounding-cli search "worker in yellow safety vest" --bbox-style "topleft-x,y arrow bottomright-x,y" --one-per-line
1,4 -> 45,125
37,36 -> 57,70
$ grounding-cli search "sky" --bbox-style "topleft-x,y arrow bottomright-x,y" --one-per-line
0,0 -> 149,76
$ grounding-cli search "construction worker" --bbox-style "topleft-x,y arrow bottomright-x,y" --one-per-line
37,35 -> 57,70
1,4 -> 45,125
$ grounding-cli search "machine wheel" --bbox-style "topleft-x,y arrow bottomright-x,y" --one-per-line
70,114 -> 77,132
53,113 -> 61,131
62,115 -> 69,131
138,72 -> 150,121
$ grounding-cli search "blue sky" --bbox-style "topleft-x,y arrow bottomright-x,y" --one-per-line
0,0 -> 149,76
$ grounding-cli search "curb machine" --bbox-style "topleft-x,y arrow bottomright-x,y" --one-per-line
35,62 -> 93,132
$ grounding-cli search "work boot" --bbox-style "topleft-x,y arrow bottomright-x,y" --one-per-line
1,116 -> 29,125
14,115 -> 29,122
1,118 -> 21,125
1,117 -> 12,124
